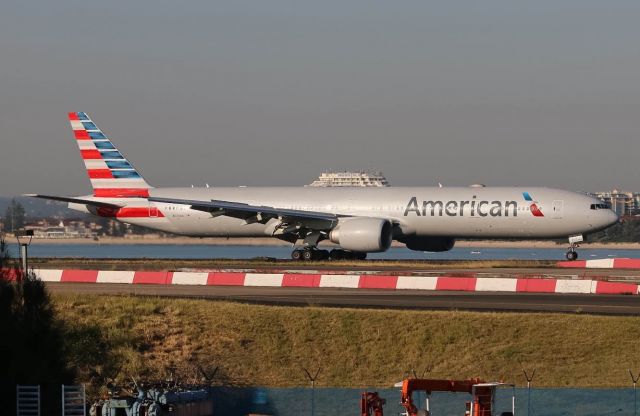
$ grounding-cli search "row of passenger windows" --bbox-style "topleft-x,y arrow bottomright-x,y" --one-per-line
590,204 -> 611,210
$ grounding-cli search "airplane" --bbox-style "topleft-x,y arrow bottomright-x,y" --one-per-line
27,112 -> 619,261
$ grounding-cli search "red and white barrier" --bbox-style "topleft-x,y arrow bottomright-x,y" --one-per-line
171,272 -> 208,285
558,258 -> 640,269
29,269 -> 640,295
475,277 -> 518,292
97,270 -> 136,284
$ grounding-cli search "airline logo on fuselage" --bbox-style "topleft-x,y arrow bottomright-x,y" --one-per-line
522,192 -> 544,217
403,192 -> 543,218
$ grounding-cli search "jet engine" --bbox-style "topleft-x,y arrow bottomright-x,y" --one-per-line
329,217 -> 393,253
400,236 -> 455,252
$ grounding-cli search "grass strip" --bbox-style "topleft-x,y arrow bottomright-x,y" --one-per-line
54,294 -> 640,388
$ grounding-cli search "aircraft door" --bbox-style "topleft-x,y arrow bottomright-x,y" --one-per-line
552,200 -> 563,219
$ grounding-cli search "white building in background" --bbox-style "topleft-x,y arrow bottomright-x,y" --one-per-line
588,189 -> 640,217
307,171 -> 390,187
26,219 -> 98,239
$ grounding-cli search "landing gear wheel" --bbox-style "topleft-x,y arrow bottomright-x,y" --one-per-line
302,249 -> 315,261
565,236 -> 583,262
319,250 -> 330,260
355,252 -> 367,260
291,249 -> 303,261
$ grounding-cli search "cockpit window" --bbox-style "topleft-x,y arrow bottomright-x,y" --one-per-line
590,203 -> 611,210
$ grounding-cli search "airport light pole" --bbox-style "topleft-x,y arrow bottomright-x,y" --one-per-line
630,369 -> 640,416
522,368 -> 536,416
303,366 -> 321,416
15,229 -> 34,276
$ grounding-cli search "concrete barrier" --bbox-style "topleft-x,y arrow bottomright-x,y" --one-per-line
282,273 -> 322,287
319,274 -> 360,288
29,269 -> 640,296
475,277 -> 518,292
555,279 -> 592,294
171,272 -> 208,285
244,273 -> 284,287
61,269 -> 99,283
97,270 -> 135,284
436,276 -> 477,291
396,275 -> 438,290
35,269 -> 63,282
558,258 -> 640,269
132,271 -> 173,285
594,281 -> 638,294
516,278 -> 557,293
358,275 -> 398,289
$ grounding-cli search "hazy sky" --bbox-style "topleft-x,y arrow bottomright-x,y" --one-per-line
1,1 -> 639,196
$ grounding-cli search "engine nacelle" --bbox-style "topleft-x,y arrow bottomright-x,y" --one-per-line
329,217 -> 393,253
400,236 -> 455,252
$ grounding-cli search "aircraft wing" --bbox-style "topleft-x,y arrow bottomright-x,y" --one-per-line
24,194 -> 124,209
148,196 -> 340,229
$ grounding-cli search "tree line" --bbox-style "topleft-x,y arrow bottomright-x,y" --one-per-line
2,199 -> 26,232
0,237 -> 114,414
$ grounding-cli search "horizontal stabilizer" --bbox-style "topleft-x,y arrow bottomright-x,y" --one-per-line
24,194 -> 124,209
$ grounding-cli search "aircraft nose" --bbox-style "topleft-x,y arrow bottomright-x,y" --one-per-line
605,209 -> 619,227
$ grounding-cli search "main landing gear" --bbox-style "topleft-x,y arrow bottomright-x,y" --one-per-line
565,235 -> 584,261
291,248 -> 367,261
291,248 -> 329,261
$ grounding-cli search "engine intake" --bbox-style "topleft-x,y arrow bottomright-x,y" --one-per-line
329,217 -> 393,253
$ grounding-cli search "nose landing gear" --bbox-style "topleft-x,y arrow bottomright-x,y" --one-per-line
566,248 -> 578,261
565,235 -> 584,261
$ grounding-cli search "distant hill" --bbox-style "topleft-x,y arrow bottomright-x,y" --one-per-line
0,196 -> 89,220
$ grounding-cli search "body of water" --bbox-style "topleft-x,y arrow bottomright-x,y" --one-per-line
213,387 -> 639,416
19,243 -> 640,260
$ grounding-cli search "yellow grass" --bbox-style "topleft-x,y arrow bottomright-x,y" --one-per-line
53,294 -> 640,388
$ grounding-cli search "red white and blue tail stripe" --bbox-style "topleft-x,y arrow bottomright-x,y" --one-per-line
68,112 -> 152,198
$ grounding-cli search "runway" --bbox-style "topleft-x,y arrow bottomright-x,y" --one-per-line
46,283 -> 640,315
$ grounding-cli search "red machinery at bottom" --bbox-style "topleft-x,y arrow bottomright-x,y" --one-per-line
361,378 -> 516,416
360,392 -> 386,416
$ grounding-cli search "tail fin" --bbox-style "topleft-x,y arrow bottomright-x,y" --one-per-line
68,112 -> 152,198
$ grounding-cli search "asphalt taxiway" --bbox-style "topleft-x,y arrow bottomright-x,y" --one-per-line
46,283 -> 640,315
